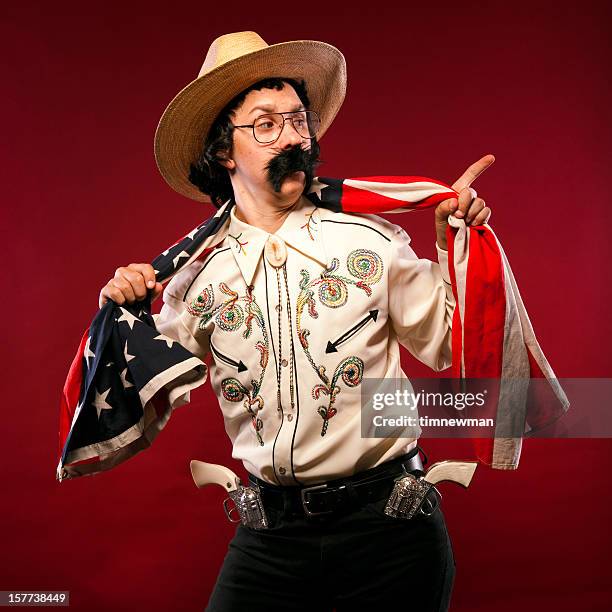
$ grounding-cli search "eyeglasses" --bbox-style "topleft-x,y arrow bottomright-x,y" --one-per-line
231,110 -> 321,144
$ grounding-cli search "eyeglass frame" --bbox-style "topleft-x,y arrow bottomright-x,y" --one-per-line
230,109 -> 321,144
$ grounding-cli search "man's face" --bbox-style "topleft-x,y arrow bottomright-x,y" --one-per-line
224,83 -> 315,203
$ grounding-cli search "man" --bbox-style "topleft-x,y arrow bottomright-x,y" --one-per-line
98,32 -> 492,611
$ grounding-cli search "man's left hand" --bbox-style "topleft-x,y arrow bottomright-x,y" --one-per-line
434,154 -> 494,250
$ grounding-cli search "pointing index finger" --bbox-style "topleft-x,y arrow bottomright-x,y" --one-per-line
451,154 -> 496,192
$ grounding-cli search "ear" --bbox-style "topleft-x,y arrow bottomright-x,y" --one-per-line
216,149 -> 236,170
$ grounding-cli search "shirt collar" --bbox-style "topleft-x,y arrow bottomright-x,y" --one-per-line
227,197 -> 329,287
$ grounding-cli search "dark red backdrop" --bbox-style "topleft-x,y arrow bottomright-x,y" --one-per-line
3,1 -> 611,610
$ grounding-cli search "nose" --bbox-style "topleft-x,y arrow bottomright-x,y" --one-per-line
277,117 -> 305,149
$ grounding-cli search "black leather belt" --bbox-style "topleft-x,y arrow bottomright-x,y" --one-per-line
247,446 -> 428,519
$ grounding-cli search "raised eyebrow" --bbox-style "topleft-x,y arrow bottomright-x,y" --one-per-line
249,104 -> 306,117
248,105 -> 274,116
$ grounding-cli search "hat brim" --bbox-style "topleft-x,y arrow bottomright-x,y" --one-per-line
154,40 -> 347,204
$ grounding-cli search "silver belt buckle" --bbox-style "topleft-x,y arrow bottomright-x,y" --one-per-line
300,483 -> 336,517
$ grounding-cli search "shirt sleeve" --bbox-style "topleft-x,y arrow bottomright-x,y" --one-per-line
151,285 -> 211,402
387,225 -> 455,372
152,290 -> 209,360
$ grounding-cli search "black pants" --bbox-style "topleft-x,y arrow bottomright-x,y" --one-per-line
205,489 -> 456,611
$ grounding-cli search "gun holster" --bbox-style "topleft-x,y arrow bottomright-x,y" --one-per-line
223,483 -> 270,530
383,473 -> 441,519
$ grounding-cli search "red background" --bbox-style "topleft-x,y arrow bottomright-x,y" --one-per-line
3,1 -> 611,610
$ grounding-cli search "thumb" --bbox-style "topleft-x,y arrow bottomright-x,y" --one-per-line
151,282 -> 164,302
434,197 -> 459,223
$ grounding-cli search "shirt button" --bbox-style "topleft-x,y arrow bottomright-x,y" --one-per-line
275,304 -> 282,312
286,414 -> 293,422
278,466 -> 286,475
281,358 -> 288,367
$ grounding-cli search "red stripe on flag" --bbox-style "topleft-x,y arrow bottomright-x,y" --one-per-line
58,326 -> 89,461
447,225 -> 463,379
340,184 -> 424,213
340,178 -> 457,213
418,192 -> 458,207
463,226 -> 506,465
195,245 -> 217,263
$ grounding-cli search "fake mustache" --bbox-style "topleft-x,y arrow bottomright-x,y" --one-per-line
265,143 -> 320,193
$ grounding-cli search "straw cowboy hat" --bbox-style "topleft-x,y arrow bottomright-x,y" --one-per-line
153,31 -> 347,203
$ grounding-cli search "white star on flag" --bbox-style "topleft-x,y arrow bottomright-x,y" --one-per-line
117,307 -> 141,330
186,227 -> 199,240
172,250 -> 190,268
84,336 -> 95,367
154,334 -> 175,348
93,387 -> 113,419
310,182 -> 325,201
124,341 -> 136,363
120,367 -> 134,389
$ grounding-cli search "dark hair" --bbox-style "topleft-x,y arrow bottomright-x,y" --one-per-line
188,77 -> 315,208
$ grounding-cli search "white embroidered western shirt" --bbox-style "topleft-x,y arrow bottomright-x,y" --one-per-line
152,196 -> 455,486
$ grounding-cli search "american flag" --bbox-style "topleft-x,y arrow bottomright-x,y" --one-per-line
56,175 -> 569,481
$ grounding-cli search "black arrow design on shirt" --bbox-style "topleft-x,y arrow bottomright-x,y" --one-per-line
326,310 -> 379,353
210,340 -> 248,372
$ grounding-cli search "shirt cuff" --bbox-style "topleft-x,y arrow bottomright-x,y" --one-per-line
435,243 -> 452,285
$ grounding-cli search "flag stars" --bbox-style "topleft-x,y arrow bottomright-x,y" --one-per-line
120,367 -> 134,389
310,182 -> 325,201
93,387 -> 113,419
84,336 -> 95,367
154,333 -> 175,348
117,307 -> 141,330
172,250 -> 190,268
124,341 -> 136,363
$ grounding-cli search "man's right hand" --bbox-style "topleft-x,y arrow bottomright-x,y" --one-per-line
99,263 -> 164,309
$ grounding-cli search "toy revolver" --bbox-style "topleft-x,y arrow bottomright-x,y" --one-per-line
384,460 -> 478,519
190,458 -> 478,527
190,460 -> 269,530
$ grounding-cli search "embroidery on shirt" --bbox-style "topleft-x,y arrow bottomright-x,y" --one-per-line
228,232 -> 248,255
187,283 -> 269,446
300,208 -> 319,241
296,248 -> 383,435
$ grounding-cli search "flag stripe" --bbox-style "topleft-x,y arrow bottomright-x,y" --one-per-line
56,175 -> 569,481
